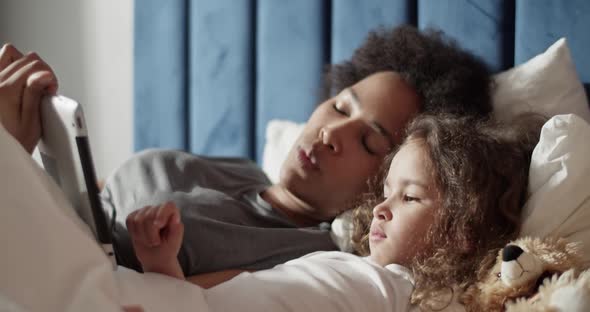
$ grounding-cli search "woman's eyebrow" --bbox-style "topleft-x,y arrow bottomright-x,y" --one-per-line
348,88 -> 395,147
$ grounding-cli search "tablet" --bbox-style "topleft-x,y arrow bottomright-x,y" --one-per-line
38,95 -> 116,268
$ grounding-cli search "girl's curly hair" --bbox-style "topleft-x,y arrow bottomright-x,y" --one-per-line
351,113 -> 545,310
323,25 -> 493,117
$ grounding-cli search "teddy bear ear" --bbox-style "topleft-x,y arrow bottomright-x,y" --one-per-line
502,245 -> 524,262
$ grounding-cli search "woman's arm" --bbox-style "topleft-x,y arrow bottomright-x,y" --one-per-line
187,269 -> 251,289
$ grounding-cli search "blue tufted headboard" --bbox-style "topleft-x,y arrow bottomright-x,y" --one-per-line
134,0 -> 590,163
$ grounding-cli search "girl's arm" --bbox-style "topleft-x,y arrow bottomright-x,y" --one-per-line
187,269 -> 251,288
126,202 -> 185,280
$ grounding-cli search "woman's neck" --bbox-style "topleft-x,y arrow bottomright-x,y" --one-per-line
260,185 -> 324,227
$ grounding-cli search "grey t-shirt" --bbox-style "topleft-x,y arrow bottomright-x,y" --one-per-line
100,149 -> 338,276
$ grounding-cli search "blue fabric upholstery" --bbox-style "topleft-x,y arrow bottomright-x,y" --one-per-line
134,0 -> 187,150
255,0 -> 328,161
514,0 -> 590,100
188,0 -> 254,158
331,0 -> 415,64
134,0 -> 590,162
418,0 -> 515,72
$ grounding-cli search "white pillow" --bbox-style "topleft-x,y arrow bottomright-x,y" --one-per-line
493,38 -> 590,123
520,114 -> 590,264
262,119 -> 305,183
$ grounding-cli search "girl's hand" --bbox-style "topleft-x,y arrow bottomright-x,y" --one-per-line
126,202 -> 185,279
0,44 -> 59,154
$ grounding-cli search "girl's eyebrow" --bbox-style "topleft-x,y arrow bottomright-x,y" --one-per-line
384,177 -> 428,191
347,88 -> 395,147
400,178 -> 428,189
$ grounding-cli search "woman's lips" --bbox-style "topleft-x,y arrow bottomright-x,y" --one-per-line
297,147 -> 320,171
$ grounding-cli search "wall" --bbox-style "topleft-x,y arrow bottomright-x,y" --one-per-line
0,0 -> 133,178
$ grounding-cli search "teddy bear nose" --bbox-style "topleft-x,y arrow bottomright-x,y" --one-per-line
502,245 -> 524,262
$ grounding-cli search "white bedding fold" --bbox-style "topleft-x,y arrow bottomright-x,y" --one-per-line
0,124 -> 209,312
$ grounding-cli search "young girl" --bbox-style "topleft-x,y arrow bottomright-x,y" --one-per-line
126,113 -> 543,311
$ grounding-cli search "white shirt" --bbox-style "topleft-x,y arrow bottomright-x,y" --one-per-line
205,251 -> 415,312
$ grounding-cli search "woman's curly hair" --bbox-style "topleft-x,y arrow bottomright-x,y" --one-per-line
351,113 -> 545,310
323,25 -> 493,117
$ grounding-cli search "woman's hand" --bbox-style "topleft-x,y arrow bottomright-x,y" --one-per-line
126,202 -> 185,279
0,43 -> 58,154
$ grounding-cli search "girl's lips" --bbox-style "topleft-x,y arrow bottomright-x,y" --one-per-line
297,147 -> 320,171
370,228 -> 387,242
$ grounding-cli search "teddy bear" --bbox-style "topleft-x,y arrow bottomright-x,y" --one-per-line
461,236 -> 590,311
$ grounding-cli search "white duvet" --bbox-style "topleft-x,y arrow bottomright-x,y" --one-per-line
0,123 -> 209,312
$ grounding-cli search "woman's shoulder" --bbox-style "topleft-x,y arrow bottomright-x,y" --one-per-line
109,148 -> 270,187
101,149 -> 271,208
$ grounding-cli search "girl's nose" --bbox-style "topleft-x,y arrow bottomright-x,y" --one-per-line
372,200 -> 392,221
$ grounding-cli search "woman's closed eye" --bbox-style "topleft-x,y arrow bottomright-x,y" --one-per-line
362,137 -> 376,155
332,103 -> 349,116
332,103 -> 377,155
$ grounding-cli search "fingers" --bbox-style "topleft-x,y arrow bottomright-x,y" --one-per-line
154,202 -> 181,228
143,207 -> 161,246
0,43 -> 23,72
19,71 -> 56,153
158,202 -> 184,246
5,55 -> 56,88
127,207 -> 153,246
126,202 -> 181,247
0,51 -> 58,93
0,52 -> 42,82
167,214 -> 184,247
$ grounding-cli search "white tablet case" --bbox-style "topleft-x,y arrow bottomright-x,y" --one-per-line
38,95 -> 115,267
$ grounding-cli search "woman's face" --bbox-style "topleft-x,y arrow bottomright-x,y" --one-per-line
279,71 -> 420,220
369,139 -> 440,267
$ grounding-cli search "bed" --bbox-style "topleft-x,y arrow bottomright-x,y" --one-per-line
2,1 -> 590,311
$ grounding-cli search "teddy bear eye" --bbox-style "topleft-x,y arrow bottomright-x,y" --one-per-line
496,272 -> 501,278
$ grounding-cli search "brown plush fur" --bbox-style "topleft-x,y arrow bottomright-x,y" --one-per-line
462,237 -> 583,311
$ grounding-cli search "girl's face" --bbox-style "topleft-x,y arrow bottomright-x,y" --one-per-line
369,139 -> 440,267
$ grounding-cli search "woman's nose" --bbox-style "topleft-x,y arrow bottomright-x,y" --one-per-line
320,119 -> 358,154
372,201 -> 393,221
319,126 -> 341,153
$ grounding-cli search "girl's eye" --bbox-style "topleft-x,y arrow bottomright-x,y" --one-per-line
362,137 -> 376,155
403,195 -> 420,202
332,103 -> 349,116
